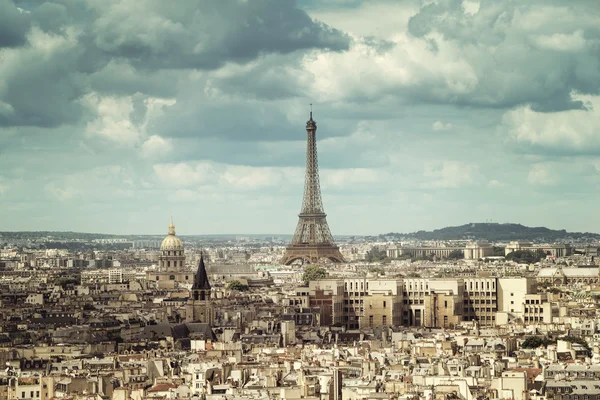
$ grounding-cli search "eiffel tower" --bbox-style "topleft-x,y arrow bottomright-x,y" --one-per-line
281,109 -> 345,265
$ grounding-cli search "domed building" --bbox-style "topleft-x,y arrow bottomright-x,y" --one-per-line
159,218 -> 185,271
147,218 -> 195,289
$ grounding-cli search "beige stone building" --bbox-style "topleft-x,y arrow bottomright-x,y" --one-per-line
464,241 -> 494,259
303,276 -> 537,329
146,218 -> 195,288
505,241 -> 572,257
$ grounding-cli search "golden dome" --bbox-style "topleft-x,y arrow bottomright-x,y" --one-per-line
160,217 -> 184,251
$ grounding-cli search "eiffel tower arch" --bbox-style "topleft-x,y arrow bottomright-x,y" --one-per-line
281,110 -> 345,265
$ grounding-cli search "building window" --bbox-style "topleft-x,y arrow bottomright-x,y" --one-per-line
169,275 -> 175,280
444,301 -> 448,308
383,301 -> 387,308
382,315 -> 387,325
369,315 -> 373,327
156,276 -> 159,281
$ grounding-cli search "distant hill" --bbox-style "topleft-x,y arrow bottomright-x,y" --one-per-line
379,223 -> 600,242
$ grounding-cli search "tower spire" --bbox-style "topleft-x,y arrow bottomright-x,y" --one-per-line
168,216 -> 175,235
310,103 -> 313,120
192,251 -> 211,291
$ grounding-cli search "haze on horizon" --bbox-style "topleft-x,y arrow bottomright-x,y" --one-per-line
1,0 -> 599,236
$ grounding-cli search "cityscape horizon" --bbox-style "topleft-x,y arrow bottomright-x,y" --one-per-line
2,1 -> 600,399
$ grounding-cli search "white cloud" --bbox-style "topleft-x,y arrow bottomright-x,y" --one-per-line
462,0 -> 480,15
487,179 -> 504,188
422,161 -> 482,189
533,30 -> 586,52
82,93 -> 176,147
82,93 -> 144,147
303,33 -> 479,104
527,164 -> 553,185
321,168 -> 389,190
153,162 -> 215,188
44,182 -> 79,201
503,93 -> 600,152
43,166 -> 138,202
153,161 -> 304,191
432,121 -> 453,131
141,135 -> 173,159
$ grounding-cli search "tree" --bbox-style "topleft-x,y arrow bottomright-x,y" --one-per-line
226,280 -> 249,291
366,247 -> 387,262
521,336 -> 553,349
559,336 -> 592,356
506,250 -> 546,264
447,250 -> 464,260
492,246 -> 505,256
368,266 -> 385,276
302,265 -> 328,284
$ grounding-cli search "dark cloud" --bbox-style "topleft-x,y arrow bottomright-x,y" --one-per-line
0,0 -> 31,48
0,0 -> 350,129
88,0 -> 350,70
405,0 -> 600,111
0,37 -> 88,127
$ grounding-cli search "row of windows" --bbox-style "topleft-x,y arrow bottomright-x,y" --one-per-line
163,260 -> 184,268
404,282 -> 429,291
524,316 -> 544,322
464,307 -> 496,313
164,250 -> 184,256
156,275 -> 190,281
368,315 -> 387,326
525,299 -> 542,304
464,299 -> 496,305
464,281 -> 495,290
345,282 -> 368,290
524,306 -> 544,313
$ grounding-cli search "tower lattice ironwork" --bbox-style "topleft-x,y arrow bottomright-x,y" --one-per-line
281,110 -> 345,265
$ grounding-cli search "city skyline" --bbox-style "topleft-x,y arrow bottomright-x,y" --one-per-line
2,0 -> 600,235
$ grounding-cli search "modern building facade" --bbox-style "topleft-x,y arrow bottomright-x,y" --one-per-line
300,276 -> 538,330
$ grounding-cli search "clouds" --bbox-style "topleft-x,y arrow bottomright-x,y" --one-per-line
3,0 -> 600,234
0,27 -> 87,127
422,161 -> 483,189
503,94 -> 600,153
89,0 -> 350,70
141,135 -> 173,159
0,0 -> 30,48
432,121 -> 453,131
402,0 -> 600,111
533,30 -> 587,52
0,0 -> 349,130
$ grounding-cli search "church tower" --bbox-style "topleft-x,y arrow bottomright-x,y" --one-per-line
186,253 -> 214,324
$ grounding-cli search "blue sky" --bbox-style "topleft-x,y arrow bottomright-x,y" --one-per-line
1,0 -> 600,235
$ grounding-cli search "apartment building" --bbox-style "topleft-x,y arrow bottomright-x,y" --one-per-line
302,276 -> 536,329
